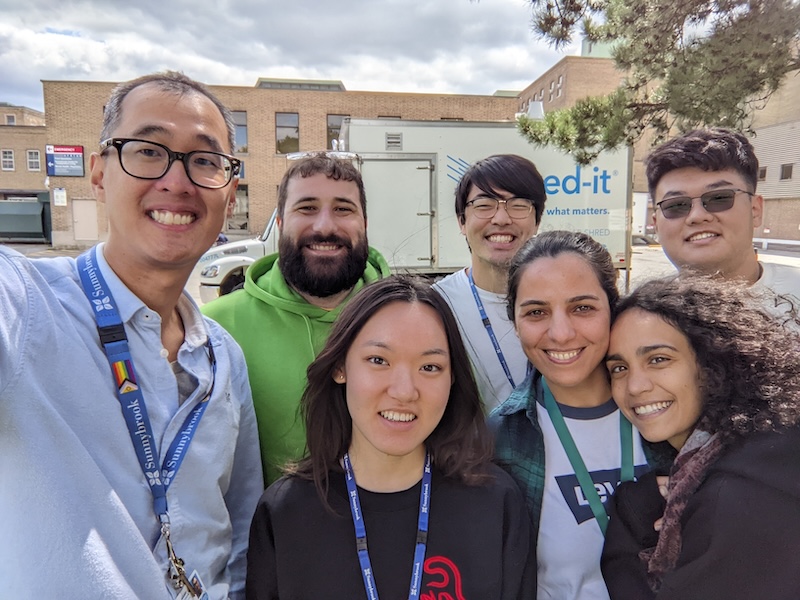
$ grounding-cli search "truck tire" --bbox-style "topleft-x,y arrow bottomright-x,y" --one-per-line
220,270 -> 245,296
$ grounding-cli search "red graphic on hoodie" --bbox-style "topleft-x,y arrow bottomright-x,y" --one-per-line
421,556 -> 466,600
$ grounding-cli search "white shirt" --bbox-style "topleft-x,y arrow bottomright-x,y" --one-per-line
434,268 -> 529,410
756,260 -> 800,318
536,398 -> 648,600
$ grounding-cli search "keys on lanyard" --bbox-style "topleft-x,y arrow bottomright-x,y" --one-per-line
162,517 -> 199,596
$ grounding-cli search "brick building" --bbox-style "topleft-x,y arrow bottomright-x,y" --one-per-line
33,79 -> 518,247
3,51 -> 798,247
0,104 -> 49,241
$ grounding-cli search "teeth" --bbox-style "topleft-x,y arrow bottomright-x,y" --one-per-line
380,410 -> 416,423
547,349 -> 580,361
688,232 -> 718,242
309,244 -> 339,251
488,234 -> 513,243
149,210 -> 195,225
634,401 -> 673,415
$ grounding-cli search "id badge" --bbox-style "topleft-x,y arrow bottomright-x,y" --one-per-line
175,569 -> 209,600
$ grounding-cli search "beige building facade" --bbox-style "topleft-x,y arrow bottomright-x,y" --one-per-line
31,79 -> 517,247
3,56 -> 798,247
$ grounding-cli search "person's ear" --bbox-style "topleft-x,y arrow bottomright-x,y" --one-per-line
333,368 -> 346,384
751,194 -> 764,228
89,153 -> 106,201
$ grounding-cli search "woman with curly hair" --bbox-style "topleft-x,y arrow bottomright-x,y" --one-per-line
602,274 -> 800,599
246,275 -> 535,599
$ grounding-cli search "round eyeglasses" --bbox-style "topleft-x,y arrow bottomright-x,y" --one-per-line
100,138 -> 241,189
465,197 -> 535,220
656,188 -> 753,220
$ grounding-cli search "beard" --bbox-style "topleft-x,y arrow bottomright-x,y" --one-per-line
279,231 -> 370,298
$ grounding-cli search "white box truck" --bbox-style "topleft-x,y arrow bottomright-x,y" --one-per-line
198,119 -> 631,302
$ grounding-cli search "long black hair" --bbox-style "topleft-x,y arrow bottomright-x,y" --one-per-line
290,275 -> 493,507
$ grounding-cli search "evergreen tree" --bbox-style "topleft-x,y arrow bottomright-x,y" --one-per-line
519,0 -> 800,163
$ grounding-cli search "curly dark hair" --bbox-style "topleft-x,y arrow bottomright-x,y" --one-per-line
613,274 -> 800,442
289,275 -> 493,509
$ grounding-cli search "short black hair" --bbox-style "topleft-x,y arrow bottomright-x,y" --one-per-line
454,154 -> 546,225
645,128 -> 759,204
101,71 -> 234,152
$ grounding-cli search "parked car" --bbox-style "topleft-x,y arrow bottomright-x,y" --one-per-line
197,210 -> 278,303
631,234 -> 659,246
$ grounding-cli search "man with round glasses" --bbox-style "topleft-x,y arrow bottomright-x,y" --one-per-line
647,127 -> 800,305
0,72 -> 263,599
434,154 -> 547,409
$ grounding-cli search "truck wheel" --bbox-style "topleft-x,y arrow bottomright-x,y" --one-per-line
220,270 -> 245,296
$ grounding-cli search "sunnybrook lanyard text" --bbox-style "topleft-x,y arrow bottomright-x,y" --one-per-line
77,247 -> 215,595
343,452 -> 432,600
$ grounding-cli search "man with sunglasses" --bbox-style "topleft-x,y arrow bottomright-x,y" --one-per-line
434,154 -> 547,409
0,72 -> 263,599
648,127 -> 800,302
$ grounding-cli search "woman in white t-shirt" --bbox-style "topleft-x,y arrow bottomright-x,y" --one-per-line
490,230 -> 665,600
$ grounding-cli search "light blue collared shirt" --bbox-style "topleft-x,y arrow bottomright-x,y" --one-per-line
0,244 -> 263,599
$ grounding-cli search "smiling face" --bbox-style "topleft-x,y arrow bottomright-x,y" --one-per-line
90,83 -> 236,276
460,183 -> 538,282
606,309 -> 704,450
653,167 -> 763,281
278,172 -> 369,298
335,301 -> 452,468
514,253 -> 611,399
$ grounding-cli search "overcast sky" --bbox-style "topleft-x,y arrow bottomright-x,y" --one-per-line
0,0 -> 579,112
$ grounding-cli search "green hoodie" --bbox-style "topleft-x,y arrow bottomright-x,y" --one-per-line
202,248 -> 390,484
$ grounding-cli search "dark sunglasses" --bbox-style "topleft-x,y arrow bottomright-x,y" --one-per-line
656,188 -> 753,220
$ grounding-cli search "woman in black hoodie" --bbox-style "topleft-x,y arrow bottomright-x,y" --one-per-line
602,274 -> 800,600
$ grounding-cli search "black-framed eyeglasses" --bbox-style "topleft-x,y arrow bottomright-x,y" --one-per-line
100,138 -> 241,189
656,188 -> 753,220
465,196 -> 535,220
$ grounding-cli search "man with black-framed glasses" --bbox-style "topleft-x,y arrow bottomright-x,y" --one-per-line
647,128 -> 800,306
0,71 -> 263,599
434,154 -> 547,409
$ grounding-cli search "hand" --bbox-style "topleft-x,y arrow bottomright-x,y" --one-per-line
654,476 -> 669,532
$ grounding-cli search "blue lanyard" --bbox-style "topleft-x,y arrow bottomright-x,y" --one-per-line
467,268 -> 529,389
343,452 -> 432,600
77,248 -> 214,520
542,378 -> 634,536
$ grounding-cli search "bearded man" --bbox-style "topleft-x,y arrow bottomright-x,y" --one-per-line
203,153 -> 389,483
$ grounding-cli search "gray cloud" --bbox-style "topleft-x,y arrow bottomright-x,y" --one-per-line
0,0 -> 576,111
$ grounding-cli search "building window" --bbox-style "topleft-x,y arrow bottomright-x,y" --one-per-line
377,115 -> 401,119
27,149 -> 40,171
276,112 -> 299,154
758,167 -> 767,181
780,163 -> 793,180
233,111 -> 248,153
1,149 -> 14,171
5,115 -> 15,125
326,114 -> 348,150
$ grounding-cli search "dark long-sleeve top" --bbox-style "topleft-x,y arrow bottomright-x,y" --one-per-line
602,427 -> 800,600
